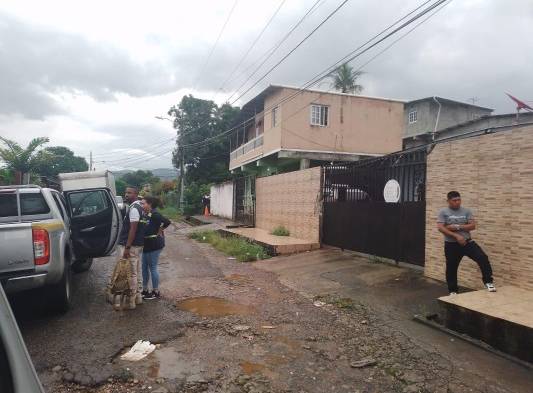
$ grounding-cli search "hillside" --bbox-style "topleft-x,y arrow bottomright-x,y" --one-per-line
114,168 -> 178,180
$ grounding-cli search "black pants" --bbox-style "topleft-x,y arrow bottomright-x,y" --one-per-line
444,241 -> 493,293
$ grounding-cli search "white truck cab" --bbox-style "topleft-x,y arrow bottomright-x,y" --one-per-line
0,184 -> 121,313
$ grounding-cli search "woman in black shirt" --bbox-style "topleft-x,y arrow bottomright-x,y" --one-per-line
140,196 -> 171,299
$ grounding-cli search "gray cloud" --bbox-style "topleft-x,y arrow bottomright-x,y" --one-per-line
215,0 -> 533,113
0,13 -> 185,119
1,0 -> 533,132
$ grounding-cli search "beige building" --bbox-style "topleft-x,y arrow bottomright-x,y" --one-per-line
229,85 -> 405,174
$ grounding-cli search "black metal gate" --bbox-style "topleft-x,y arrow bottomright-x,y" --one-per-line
233,176 -> 255,226
322,149 -> 427,266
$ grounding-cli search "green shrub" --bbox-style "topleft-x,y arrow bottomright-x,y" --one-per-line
189,230 -> 270,262
271,226 -> 290,236
158,206 -> 181,220
183,182 -> 211,216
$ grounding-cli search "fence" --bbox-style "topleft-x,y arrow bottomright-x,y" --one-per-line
210,181 -> 234,219
323,149 -> 427,265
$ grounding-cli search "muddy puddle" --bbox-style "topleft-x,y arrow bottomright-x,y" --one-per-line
148,347 -> 201,379
225,274 -> 252,284
240,361 -> 266,375
175,296 -> 255,317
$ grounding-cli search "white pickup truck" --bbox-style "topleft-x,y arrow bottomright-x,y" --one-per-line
0,185 -> 121,312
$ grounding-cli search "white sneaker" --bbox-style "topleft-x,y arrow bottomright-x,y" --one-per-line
449,292 -> 458,296
486,283 -> 496,292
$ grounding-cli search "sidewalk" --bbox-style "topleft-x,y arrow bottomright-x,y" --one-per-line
254,248 -> 533,393
193,215 -> 319,254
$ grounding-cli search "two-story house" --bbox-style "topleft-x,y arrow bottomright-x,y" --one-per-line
229,85 -> 405,175
403,97 -> 493,149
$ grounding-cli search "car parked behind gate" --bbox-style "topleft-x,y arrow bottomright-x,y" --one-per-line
0,184 -> 121,312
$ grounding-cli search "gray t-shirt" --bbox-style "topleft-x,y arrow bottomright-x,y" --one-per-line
437,207 -> 474,242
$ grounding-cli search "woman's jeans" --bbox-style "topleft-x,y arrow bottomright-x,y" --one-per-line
142,249 -> 162,290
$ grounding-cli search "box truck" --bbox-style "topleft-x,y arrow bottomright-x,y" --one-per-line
58,170 -> 117,195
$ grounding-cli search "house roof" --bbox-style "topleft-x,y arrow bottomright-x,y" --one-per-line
403,112 -> 533,140
239,84 -> 406,110
406,96 -> 493,111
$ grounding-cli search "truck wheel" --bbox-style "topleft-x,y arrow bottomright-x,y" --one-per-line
72,258 -> 93,273
49,265 -> 72,314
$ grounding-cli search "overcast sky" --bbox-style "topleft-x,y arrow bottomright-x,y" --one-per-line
1,0 -> 532,170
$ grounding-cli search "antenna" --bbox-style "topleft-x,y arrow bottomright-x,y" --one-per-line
506,92 -> 533,123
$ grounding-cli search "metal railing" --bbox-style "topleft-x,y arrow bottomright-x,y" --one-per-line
230,134 -> 264,161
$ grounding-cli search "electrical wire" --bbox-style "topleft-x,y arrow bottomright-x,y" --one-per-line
174,0 -> 450,152
108,0 -> 451,166
219,0 -> 287,92
163,0 -> 324,144
222,0 -> 326,92
228,0 -> 350,105
193,0 -> 239,89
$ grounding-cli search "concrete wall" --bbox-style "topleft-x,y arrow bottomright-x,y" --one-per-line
277,87 -> 404,155
404,100 -> 432,137
404,113 -> 533,150
255,167 -> 322,242
210,181 -> 234,219
405,99 -> 492,138
425,124 -> 533,291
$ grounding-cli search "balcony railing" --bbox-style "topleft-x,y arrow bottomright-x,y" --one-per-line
230,134 -> 264,161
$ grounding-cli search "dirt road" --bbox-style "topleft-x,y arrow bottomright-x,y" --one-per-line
12,222 -> 533,393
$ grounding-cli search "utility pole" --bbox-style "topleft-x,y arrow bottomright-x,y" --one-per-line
89,151 -> 93,171
179,147 -> 185,211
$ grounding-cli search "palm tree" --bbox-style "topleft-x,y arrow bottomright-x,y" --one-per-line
0,137 -> 50,184
329,63 -> 364,94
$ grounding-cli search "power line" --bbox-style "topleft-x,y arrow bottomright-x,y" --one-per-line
176,0 -> 450,152
163,0 -> 325,144
193,0 -> 239,89
96,137 -> 177,164
228,0 -> 350,105
219,0 -> 287,92
110,0 -> 451,166
222,0 -> 326,92
91,136 -> 176,159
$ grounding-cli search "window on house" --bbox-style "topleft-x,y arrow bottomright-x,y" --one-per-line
408,110 -> 417,124
271,106 -> 279,128
310,104 -> 329,126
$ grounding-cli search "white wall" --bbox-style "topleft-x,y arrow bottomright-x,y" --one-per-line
210,181 -> 234,219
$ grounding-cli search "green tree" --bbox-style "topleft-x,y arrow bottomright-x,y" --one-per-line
167,95 -> 240,207
329,63 -> 364,94
34,146 -> 88,178
0,168 -> 14,185
120,170 -> 159,189
115,178 -> 127,196
0,137 -> 49,184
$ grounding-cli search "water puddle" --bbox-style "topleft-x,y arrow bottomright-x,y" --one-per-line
149,347 -> 201,379
225,274 -> 252,284
175,296 -> 255,317
240,361 -> 266,375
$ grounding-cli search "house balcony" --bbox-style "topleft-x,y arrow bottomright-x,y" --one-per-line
229,134 -> 264,170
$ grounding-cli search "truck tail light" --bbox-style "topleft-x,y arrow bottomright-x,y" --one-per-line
32,228 -> 50,265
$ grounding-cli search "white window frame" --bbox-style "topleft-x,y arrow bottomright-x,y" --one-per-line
271,106 -> 279,128
408,110 -> 417,124
310,104 -> 329,127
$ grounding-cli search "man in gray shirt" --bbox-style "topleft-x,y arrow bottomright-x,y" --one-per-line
437,191 -> 495,294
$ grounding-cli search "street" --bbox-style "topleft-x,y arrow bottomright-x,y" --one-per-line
11,222 -> 533,393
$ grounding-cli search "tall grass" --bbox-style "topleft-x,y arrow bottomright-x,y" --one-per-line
158,206 -> 181,220
189,230 -> 270,262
